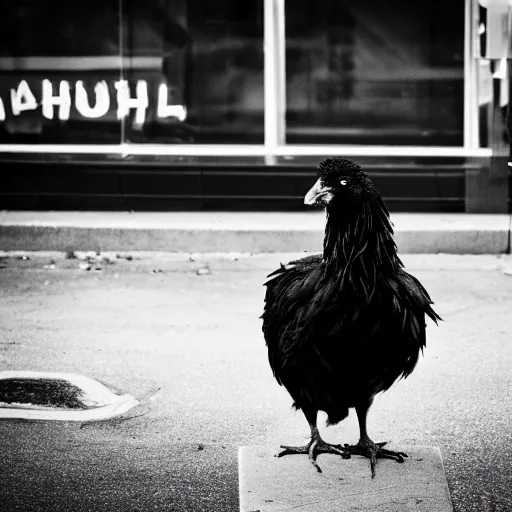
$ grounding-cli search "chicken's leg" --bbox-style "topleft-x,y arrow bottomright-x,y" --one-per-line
343,400 -> 407,478
276,407 -> 350,473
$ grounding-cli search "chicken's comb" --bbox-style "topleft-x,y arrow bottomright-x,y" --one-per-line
317,157 -> 365,180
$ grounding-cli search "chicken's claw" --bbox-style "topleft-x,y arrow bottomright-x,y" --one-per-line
276,438 -> 350,473
343,439 -> 407,478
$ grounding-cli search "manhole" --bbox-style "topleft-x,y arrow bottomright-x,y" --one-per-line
0,371 -> 139,421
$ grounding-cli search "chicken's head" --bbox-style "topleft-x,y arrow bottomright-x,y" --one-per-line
304,157 -> 375,209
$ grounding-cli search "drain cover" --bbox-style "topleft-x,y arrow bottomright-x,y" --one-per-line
0,371 -> 139,421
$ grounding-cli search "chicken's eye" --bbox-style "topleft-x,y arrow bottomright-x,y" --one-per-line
340,179 -> 347,186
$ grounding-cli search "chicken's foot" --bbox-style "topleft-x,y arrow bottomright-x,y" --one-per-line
348,400 -> 408,478
343,437 -> 407,478
276,426 -> 350,473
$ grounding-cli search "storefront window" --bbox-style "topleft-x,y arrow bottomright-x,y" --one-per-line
122,0 -> 264,144
0,1 -> 123,144
285,0 -> 464,146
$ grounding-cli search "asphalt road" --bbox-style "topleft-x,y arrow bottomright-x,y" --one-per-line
0,252 -> 511,512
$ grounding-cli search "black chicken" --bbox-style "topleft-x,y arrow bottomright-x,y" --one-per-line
261,157 -> 441,478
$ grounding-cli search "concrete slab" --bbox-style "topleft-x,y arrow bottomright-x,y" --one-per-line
239,445 -> 453,512
0,211 -> 510,254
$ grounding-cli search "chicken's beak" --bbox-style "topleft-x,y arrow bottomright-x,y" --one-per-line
304,179 -> 333,206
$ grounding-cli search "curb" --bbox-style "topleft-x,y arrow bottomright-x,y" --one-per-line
0,212 -> 510,254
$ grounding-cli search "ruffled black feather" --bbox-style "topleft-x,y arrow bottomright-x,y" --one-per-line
261,158 -> 441,425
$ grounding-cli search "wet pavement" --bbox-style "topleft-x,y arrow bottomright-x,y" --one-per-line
0,252 -> 511,511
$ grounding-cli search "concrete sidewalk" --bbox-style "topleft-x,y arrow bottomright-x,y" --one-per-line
1,254 -> 511,511
0,211 -> 510,254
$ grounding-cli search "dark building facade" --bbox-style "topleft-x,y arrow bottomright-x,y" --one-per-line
0,0 -> 509,212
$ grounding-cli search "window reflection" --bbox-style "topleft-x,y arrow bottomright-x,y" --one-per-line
285,0 -> 464,146
123,0 -> 264,144
0,0 -> 264,145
